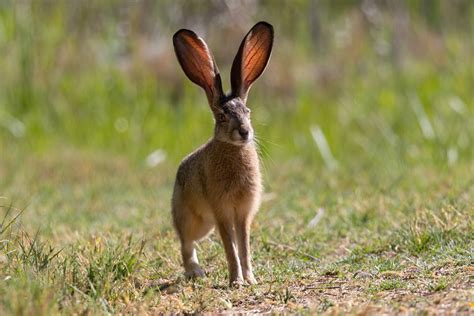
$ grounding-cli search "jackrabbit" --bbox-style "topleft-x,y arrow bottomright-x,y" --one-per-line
171,22 -> 274,286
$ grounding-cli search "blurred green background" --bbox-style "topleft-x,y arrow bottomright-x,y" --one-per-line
0,0 -> 472,171
0,1 -> 473,313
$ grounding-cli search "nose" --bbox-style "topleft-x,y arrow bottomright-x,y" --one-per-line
238,128 -> 249,139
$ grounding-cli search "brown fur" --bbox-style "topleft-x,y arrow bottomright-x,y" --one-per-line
172,139 -> 261,284
171,22 -> 273,285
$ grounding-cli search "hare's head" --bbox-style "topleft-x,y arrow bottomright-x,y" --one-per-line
173,22 -> 274,146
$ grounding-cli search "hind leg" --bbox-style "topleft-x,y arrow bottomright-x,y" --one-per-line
181,238 -> 205,278
173,206 -> 214,278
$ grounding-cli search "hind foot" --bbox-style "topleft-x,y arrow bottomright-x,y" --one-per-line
185,263 -> 205,279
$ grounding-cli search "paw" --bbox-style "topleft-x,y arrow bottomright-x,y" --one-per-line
244,274 -> 257,285
184,264 -> 205,279
229,277 -> 244,288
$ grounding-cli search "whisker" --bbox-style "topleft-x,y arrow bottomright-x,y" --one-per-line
256,136 -> 283,149
254,134 -> 276,170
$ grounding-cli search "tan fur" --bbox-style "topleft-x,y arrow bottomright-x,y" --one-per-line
171,22 -> 273,286
172,138 -> 262,285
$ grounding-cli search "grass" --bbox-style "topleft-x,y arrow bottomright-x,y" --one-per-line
0,147 -> 472,314
1,1 -> 473,314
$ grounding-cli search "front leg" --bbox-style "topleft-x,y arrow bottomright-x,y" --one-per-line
216,217 -> 243,286
235,213 -> 256,284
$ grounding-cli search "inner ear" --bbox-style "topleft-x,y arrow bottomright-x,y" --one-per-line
231,22 -> 274,102
173,29 -> 224,105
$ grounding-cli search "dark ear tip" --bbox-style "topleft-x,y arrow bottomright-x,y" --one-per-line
254,21 -> 274,34
173,29 -> 196,43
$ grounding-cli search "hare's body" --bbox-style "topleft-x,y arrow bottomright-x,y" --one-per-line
171,22 -> 273,285
173,140 -> 261,217
172,139 -> 261,282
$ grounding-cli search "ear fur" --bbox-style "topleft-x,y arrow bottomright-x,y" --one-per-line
230,22 -> 274,102
173,29 -> 224,107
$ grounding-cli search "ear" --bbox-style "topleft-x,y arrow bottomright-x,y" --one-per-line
231,21 -> 274,103
173,29 -> 224,107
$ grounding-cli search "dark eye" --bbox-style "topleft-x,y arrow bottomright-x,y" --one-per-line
218,113 -> 226,122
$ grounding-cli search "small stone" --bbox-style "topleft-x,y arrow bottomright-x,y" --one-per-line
162,285 -> 179,294
354,271 -> 373,279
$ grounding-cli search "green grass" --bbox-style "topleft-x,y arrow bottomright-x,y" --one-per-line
1,1 -> 473,314
1,149 -> 472,314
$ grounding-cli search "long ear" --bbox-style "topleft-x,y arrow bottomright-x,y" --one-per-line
173,29 -> 224,107
231,22 -> 274,102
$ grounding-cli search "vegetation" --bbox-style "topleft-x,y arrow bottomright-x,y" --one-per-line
1,1 -> 472,314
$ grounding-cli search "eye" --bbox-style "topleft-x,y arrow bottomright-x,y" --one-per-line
218,113 -> 226,122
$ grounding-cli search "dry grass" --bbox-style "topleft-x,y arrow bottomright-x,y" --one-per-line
1,150 -> 472,314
